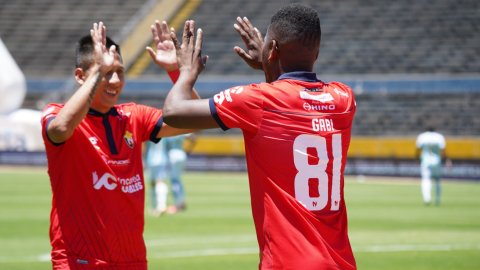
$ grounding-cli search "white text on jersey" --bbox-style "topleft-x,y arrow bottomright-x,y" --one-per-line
312,119 -> 334,132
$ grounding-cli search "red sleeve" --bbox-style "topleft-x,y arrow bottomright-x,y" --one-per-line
41,103 -> 64,146
209,84 -> 264,134
131,104 -> 163,143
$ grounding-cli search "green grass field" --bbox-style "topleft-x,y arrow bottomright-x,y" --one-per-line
0,167 -> 479,269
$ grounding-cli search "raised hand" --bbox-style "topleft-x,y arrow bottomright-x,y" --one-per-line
90,22 -> 116,73
170,20 -> 208,76
234,17 -> 263,70
146,20 -> 178,72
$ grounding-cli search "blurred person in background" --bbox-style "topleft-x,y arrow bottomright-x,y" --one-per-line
416,127 -> 452,205
145,133 -> 196,215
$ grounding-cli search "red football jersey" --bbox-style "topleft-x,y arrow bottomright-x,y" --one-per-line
210,72 -> 357,270
41,103 -> 163,269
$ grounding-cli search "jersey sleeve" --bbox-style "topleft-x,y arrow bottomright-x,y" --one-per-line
41,104 -> 64,147
209,84 -> 264,134
132,104 -> 163,143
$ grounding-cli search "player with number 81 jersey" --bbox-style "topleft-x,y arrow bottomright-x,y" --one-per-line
211,71 -> 356,269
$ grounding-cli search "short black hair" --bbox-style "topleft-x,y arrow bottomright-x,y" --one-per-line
427,127 -> 436,132
75,35 -> 121,71
270,3 -> 321,47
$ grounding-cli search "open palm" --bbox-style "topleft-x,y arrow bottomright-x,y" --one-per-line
91,22 -> 116,73
147,21 -> 178,72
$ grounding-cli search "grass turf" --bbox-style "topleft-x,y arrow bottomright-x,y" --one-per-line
0,168 -> 479,269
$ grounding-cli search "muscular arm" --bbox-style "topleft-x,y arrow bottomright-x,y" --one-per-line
47,22 -> 115,143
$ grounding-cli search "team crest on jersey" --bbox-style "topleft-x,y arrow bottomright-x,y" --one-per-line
124,131 -> 134,149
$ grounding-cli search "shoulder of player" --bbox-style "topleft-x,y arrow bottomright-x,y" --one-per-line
41,103 -> 64,119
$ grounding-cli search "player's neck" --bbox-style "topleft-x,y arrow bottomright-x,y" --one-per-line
90,103 -> 112,114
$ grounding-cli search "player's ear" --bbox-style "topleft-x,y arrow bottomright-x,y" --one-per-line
315,49 -> 319,61
268,40 -> 279,61
75,68 -> 86,85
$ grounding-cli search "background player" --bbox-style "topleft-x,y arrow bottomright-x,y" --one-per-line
416,127 -> 451,205
153,4 -> 357,269
145,133 -> 196,215
41,22 -> 198,269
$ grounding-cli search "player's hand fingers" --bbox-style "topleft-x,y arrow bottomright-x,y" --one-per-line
100,22 -> 106,46
202,55 -> 208,66
182,21 -> 190,46
146,46 -> 156,59
151,25 -> 160,45
234,23 -> 250,47
155,20 -> 164,42
234,46 -> 253,62
108,45 -> 116,56
242,17 -> 255,32
195,28 -> 203,59
162,21 -> 171,41
254,27 -> 263,41
170,28 -> 181,54
188,20 -> 196,50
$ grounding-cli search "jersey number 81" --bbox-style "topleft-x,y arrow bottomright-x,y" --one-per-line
293,134 -> 342,211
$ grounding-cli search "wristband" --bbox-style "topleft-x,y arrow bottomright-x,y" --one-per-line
168,69 -> 180,83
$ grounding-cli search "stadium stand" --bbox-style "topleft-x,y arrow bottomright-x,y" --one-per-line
142,0 -> 480,76
0,0 -> 151,77
1,0 -> 479,178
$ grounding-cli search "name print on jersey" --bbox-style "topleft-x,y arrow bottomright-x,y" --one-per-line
312,118 -> 334,132
92,172 -> 143,193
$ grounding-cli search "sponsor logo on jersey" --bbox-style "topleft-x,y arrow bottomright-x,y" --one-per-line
214,87 -> 244,105
334,88 -> 349,98
124,131 -> 134,149
89,137 -> 100,150
302,87 -> 323,92
93,172 -> 143,193
101,155 -> 131,166
303,103 -> 336,111
299,92 -> 334,103
118,174 -> 143,193
93,172 -> 117,190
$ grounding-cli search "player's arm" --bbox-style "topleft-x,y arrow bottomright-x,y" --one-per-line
162,20 -> 219,129
233,17 -> 263,70
47,22 -> 115,143
147,20 -> 201,102
146,20 -> 206,134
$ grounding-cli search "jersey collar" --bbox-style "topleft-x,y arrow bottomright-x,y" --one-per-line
275,71 -> 320,83
88,107 -> 120,117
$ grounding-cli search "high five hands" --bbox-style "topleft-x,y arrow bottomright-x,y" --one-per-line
170,20 -> 208,77
146,20 -> 179,72
234,17 -> 264,70
90,22 -> 116,73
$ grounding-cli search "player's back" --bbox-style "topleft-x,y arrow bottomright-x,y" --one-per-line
416,131 -> 445,166
212,72 -> 356,269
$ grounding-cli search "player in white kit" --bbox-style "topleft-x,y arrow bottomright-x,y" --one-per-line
416,128 -> 451,205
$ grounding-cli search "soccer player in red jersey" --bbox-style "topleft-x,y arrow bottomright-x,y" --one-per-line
41,22 -> 197,269
158,4 -> 357,270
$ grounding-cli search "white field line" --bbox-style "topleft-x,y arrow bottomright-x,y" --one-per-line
145,235 -> 256,247
1,243 -> 480,263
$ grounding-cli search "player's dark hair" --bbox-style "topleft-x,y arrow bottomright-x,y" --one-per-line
75,35 -> 121,71
270,3 -> 321,47
427,127 -> 435,132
